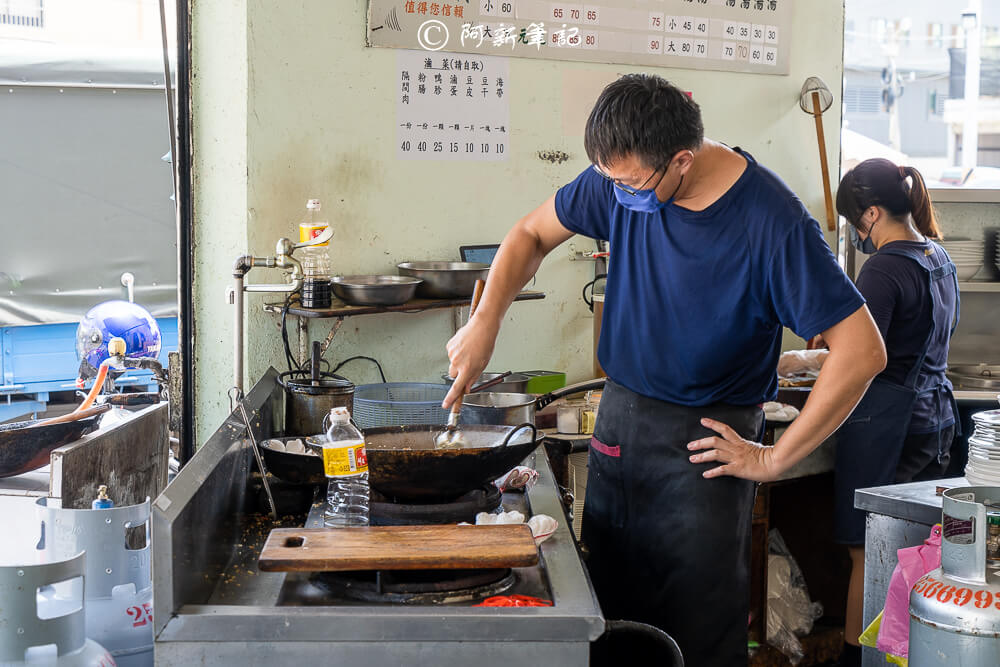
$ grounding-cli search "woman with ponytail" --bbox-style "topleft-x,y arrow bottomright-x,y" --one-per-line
832,158 -> 959,666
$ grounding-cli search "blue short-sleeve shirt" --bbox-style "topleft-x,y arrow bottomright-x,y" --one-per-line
555,148 -> 865,406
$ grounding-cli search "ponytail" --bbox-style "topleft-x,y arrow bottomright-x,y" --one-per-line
903,166 -> 942,239
837,158 -> 943,239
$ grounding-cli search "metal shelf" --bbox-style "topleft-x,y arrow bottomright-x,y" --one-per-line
263,290 -> 544,319
958,282 -> 1000,293
263,291 -> 546,367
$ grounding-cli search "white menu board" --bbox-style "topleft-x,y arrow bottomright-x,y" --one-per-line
368,0 -> 792,75
397,50 -> 511,161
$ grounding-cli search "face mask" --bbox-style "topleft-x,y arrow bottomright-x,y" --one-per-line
614,175 -> 684,213
850,222 -> 878,255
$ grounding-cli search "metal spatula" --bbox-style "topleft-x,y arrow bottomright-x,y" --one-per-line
436,279 -> 486,448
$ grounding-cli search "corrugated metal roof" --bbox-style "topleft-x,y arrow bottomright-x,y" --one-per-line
0,41 -> 175,87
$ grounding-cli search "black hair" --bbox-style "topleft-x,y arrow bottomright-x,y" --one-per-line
584,73 -> 704,171
836,158 -> 942,239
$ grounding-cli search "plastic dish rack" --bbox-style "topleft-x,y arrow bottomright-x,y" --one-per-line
352,383 -> 451,430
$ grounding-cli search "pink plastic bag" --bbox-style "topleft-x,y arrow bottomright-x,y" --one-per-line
876,524 -> 942,657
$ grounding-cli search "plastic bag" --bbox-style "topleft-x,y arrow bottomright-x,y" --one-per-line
877,524 -> 942,658
860,612 -> 908,666
766,530 -> 824,665
494,466 -> 539,493
777,349 -> 829,377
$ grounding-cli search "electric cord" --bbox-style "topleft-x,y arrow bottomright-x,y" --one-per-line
281,295 -> 300,372
332,356 -> 387,384
582,273 -> 608,313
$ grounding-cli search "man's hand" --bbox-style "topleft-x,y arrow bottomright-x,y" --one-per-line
687,417 -> 780,483
442,317 -> 499,409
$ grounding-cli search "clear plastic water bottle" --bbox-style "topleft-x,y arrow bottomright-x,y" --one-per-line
298,198 -> 332,309
322,406 -> 370,527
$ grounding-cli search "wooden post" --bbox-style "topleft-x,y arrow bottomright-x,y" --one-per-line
812,90 -> 836,232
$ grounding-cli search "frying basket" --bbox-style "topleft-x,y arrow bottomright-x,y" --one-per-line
352,382 -> 450,430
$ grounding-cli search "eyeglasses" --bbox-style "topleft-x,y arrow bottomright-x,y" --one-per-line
591,163 -> 668,196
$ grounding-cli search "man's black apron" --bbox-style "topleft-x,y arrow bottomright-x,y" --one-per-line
583,378 -> 763,666
833,242 -> 959,545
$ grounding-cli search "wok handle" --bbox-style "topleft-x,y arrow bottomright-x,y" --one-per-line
500,422 -> 537,450
469,371 -> 512,393
535,378 -> 606,411
30,403 -> 112,428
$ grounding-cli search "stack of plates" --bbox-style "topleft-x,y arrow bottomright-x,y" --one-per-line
941,239 -> 985,281
986,228 -> 1000,280
964,409 -> 1000,485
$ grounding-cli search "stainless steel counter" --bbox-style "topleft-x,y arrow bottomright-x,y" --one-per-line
855,477 -> 962,667
152,368 -> 603,666
855,477 -> 958,526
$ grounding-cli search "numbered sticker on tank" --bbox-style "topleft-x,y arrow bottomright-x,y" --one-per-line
943,514 -> 975,544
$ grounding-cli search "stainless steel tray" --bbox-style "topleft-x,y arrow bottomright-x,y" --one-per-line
331,275 -> 422,306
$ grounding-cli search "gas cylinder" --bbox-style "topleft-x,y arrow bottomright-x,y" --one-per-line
36,496 -> 153,667
909,486 -> 1000,665
0,552 -> 115,666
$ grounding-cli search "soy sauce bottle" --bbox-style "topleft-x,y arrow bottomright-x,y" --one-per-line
298,199 -> 332,309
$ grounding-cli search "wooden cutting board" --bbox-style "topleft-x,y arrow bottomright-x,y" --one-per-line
258,525 -> 539,572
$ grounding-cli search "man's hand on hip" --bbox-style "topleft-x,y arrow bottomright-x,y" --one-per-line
687,417 -> 780,483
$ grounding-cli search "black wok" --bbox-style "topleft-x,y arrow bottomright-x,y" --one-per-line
0,406 -> 108,478
364,423 -> 539,502
263,423 -> 540,501
260,437 -> 325,485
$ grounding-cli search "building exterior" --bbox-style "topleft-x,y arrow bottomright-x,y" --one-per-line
844,1 -> 1000,174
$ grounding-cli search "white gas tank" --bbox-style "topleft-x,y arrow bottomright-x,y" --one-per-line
36,497 -> 152,667
909,486 -> 1000,666
0,552 -> 115,666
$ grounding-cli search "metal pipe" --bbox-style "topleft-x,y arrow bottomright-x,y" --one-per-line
234,273 -> 244,391
157,0 -> 178,201
125,357 -> 168,383
230,244 -> 306,391
176,0 -> 194,465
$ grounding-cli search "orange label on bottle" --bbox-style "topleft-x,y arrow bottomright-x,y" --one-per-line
322,442 -> 368,477
299,222 -> 330,246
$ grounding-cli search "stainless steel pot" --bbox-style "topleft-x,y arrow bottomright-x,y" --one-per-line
461,378 -> 606,426
281,373 -> 355,436
442,371 -> 531,394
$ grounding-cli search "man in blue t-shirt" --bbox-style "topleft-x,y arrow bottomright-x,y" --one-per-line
442,74 -> 886,665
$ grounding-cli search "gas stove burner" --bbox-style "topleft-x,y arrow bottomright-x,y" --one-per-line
310,568 -> 516,604
370,484 -> 501,525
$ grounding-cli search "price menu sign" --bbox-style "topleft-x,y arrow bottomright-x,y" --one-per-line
397,50 -> 510,161
369,0 -> 792,76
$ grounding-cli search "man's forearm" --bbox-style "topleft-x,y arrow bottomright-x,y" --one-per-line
473,224 -> 548,330
770,348 -> 877,473
769,306 -> 887,474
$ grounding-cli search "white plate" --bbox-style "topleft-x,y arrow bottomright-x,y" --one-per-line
968,457 -> 1000,473
965,469 -> 998,486
964,463 -> 1000,484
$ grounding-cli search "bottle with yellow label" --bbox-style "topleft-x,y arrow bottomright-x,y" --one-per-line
298,199 -> 332,309
321,406 -> 369,527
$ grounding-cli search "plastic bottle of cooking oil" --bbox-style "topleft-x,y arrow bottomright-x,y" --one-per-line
322,406 -> 370,527
298,198 -> 332,309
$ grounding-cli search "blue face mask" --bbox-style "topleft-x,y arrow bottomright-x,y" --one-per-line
850,222 -> 878,255
614,175 -> 684,213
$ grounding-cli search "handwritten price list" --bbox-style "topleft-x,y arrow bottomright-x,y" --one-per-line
397,51 -> 511,161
